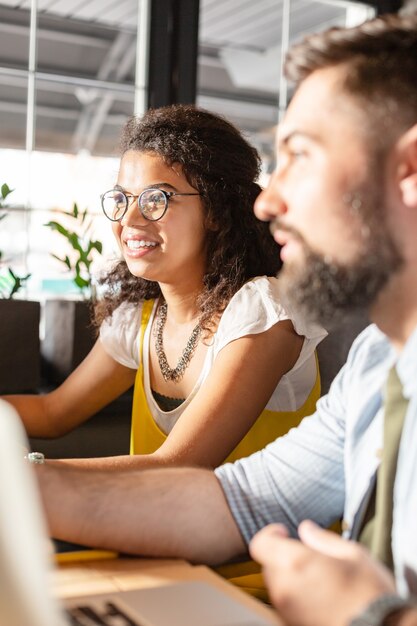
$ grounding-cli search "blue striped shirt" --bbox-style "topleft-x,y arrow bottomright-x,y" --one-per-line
215,323 -> 417,596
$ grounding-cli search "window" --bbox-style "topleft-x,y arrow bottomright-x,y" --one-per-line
197,0 -> 375,177
0,0 -> 142,299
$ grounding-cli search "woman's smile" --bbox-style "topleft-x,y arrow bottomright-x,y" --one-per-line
123,235 -> 160,259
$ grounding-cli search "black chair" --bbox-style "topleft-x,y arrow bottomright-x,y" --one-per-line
317,312 -> 370,396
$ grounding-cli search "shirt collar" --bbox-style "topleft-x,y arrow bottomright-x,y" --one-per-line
396,323 -> 417,399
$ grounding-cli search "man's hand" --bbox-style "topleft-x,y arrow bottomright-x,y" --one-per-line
250,520 -> 396,626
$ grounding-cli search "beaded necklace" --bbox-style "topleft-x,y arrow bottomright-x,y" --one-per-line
154,302 -> 201,382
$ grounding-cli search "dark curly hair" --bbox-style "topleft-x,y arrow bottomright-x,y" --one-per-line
95,104 -> 281,335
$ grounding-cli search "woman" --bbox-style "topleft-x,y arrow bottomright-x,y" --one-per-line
5,105 -> 325,470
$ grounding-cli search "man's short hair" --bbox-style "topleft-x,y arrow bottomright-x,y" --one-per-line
285,14 -> 417,140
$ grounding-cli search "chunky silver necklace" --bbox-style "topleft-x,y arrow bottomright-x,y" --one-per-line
155,302 -> 201,382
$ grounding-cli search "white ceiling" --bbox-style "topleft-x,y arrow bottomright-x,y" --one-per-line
0,0 -> 350,39
0,0 -> 371,158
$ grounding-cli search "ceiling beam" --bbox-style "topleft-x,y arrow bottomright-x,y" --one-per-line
0,99 -> 126,124
0,20 -> 110,49
0,66 -> 134,96
71,31 -> 135,153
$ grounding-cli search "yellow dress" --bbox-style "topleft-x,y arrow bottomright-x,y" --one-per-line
130,299 -> 321,600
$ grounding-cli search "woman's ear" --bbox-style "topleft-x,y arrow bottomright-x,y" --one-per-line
398,124 -> 417,208
204,215 -> 220,232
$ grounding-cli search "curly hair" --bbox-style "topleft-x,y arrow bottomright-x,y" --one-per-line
285,14 -> 417,146
95,105 -> 281,335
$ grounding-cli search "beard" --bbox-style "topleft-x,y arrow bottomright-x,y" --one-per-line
275,190 -> 404,330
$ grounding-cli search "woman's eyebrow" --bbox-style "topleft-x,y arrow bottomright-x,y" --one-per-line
114,182 -> 179,193
143,182 -> 178,191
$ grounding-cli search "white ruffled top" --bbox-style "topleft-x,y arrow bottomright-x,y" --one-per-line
100,276 -> 327,435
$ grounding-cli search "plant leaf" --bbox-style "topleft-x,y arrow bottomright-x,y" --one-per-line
74,275 -> 89,288
44,221 -> 72,239
51,253 -> 72,270
0,267 -> 31,299
1,183 -> 13,200
93,240 -> 103,254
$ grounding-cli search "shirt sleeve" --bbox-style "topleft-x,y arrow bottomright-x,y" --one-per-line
214,325 -> 383,544
99,301 -> 143,369
214,351 -> 353,544
214,276 -> 326,356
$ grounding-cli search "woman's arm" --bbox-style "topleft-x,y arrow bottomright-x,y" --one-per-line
55,319 -> 305,469
2,339 -> 137,437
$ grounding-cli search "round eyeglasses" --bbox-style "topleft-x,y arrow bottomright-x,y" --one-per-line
101,188 -> 201,222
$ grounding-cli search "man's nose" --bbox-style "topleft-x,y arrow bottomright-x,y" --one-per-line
254,172 -> 287,222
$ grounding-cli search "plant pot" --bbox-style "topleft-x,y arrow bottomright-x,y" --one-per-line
0,299 -> 41,393
41,299 -> 96,385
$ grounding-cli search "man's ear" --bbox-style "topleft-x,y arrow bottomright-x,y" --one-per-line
398,124 -> 417,208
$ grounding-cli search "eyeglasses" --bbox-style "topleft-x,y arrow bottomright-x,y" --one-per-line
100,187 -> 201,222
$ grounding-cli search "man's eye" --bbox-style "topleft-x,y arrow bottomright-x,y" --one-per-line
288,146 -> 307,159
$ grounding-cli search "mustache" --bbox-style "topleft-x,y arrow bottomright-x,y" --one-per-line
269,218 -> 306,245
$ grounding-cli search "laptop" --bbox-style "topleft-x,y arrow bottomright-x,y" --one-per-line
0,399 -> 67,626
0,400 -> 275,626
65,581 -> 274,626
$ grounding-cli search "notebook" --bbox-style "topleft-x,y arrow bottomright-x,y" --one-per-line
0,399 -> 275,626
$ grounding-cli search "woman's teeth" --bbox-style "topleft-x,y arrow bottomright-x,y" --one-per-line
126,240 -> 157,249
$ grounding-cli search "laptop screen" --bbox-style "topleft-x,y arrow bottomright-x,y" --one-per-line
0,399 -> 68,626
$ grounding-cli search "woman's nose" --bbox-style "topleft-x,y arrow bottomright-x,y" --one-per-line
121,198 -> 149,228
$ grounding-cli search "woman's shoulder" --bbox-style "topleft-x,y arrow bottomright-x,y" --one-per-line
214,276 -> 286,352
221,275 -> 286,327
101,300 -> 145,330
99,300 -> 153,369
215,276 -> 326,353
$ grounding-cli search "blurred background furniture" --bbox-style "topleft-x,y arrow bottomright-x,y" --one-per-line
317,313 -> 370,396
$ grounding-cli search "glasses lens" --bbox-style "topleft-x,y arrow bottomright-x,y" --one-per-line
139,189 -> 167,221
102,190 -> 127,221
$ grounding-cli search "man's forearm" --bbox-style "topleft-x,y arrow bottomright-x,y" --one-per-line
36,461 -> 246,565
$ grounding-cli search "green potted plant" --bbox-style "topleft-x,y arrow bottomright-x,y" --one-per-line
44,201 -> 103,300
41,202 -> 103,384
0,183 -> 41,394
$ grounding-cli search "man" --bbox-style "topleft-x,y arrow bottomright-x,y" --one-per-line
34,12 -> 417,626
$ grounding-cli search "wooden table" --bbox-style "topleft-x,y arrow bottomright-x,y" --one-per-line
53,556 -> 283,624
